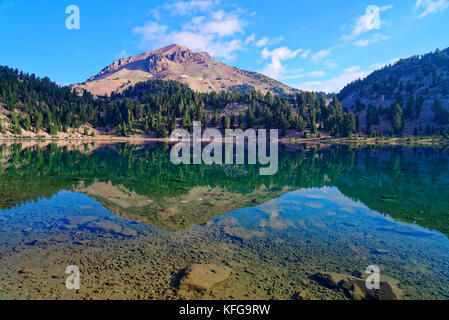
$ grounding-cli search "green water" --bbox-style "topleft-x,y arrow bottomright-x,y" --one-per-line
0,142 -> 448,300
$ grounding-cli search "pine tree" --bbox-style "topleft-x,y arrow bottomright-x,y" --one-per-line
24,116 -> 31,131
246,107 -> 255,128
280,112 -> 289,135
342,113 -> 356,137
213,111 -> 220,127
392,104 -> 404,136
222,115 -> 231,129
50,125 -> 57,136
254,102 -> 261,118
263,107 -> 273,128
238,111 -> 244,128
296,115 -> 304,131
35,112 -> 42,133
230,112 -> 236,128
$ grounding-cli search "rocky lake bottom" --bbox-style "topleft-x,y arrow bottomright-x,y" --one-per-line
0,142 -> 449,300
0,189 -> 448,300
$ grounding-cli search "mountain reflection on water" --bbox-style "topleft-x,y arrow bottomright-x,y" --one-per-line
0,142 -> 449,300
1,142 -> 448,236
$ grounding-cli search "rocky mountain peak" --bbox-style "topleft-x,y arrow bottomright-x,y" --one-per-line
73,44 -> 296,97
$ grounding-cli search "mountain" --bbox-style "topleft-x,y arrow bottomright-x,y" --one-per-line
7,46 -> 449,140
73,44 -> 297,97
339,48 -> 449,135
4,65 -> 354,139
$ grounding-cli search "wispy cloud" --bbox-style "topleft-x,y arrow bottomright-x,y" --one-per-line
301,49 -> 311,59
294,56 -> 402,93
414,0 -> 449,18
309,49 -> 338,69
163,0 -> 216,16
261,47 -> 303,79
294,65 -> 371,93
245,34 -> 283,47
370,57 -> 402,70
343,5 -> 392,43
134,0 -> 294,69
355,33 -> 390,47
244,34 -> 255,45
255,37 -> 269,47
307,70 -> 327,77
114,49 -> 130,59
311,49 -> 330,62
133,4 -> 246,60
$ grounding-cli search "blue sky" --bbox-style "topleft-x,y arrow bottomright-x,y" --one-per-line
1,0 -> 448,92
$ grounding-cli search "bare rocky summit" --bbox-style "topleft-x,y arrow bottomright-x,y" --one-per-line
72,44 -> 296,96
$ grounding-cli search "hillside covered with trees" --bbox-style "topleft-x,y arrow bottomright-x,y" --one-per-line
339,47 -> 449,137
0,66 -> 356,139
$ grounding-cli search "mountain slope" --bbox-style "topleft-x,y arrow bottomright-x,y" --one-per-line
73,44 -> 297,97
339,48 -> 449,135
4,65 -> 349,139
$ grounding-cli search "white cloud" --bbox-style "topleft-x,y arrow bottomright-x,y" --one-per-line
388,57 -> 401,65
244,33 -> 255,45
282,74 -> 305,80
280,68 -> 305,80
164,0 -> 215,15
311,49 -> 330,62
355,39 -> 370,47
414,0 -> 449,18
307,71 -> 327,77
355,33 -> 390,47
133,1 -> 283,63
343,66 -> 363,73
295,65 -> 371,93
133,6 -> 246,59
133,21 -> 169,43
343,5 -> 392,41
114,49 -> 129,60
370,57 -> 401,70
201,10 -> 244,36
309,49 -> 337,69
301,49 -> 311,59
255,37 -> 269,47
261,47 -> 302,79
294,56 -> 402,93
324,60 -> 339,69
245,35 -> 284,47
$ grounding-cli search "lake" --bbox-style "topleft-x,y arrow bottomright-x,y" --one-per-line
0,142 -> 448,300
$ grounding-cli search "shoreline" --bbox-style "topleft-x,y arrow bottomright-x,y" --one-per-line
1,135 -> 448,147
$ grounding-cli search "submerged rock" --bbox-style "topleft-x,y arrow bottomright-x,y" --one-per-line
120,227 -> 137,237
86,220 -> 122,234
63,216 -> 97,229
223,226 -> 261,242
178,264 -> 231,292
313,272 -> 401,300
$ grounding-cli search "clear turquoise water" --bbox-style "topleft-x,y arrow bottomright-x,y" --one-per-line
0,143 -> 448,300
